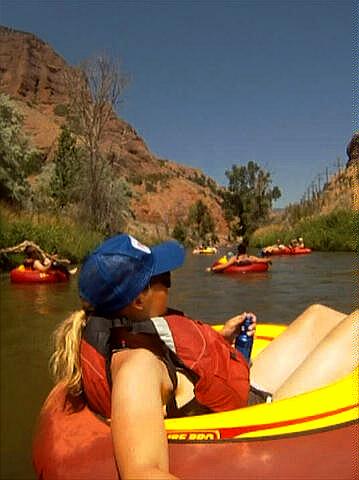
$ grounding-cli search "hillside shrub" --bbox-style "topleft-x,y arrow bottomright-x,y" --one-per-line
172,221 -> 187,244
53,104 -> 68,117
128,174 -> 143,186
0,94 -> 38,205
145,181 -> 157,193
171,200 -> 218,246
250,209 -> 356,252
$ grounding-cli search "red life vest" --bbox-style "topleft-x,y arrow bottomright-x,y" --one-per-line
80,312 -> 249,419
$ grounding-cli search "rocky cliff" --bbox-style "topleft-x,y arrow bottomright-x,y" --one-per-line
319,163 -> 357,213
0,26 -> 229,240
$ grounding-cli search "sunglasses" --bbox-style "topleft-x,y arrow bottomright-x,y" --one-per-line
150,272 -> 171,289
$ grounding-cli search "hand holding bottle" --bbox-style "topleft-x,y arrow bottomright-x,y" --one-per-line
235,314 -> 255,363
220,312 -> 256,345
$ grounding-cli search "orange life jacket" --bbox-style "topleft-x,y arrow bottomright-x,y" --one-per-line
80,311 -> 250,418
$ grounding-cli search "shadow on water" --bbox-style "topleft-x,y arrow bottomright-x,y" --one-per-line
0,250 -> 355,479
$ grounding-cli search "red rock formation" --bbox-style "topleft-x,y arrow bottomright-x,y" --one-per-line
0,26 -> 229,240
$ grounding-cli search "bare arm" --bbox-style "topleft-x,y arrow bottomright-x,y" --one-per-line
247,255 -> 271,264
33,259 -> 52,272
111,349 -> 179,480
209,256 -> 237,272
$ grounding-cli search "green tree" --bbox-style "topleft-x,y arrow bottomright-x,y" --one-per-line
172,221 -> 187,244
188,199 -> 216,244
222,161 -> 281,237
50,125 -> 80,208
0,94 -> 37,205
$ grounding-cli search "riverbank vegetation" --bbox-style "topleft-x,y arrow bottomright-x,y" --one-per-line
0,55 -> 132,238
251,208 -> 357,252
0,205 -> 103,269
172,162 -> 282,247
172,199 -> 218,246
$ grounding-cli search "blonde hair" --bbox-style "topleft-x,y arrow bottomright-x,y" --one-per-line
49,310 -> 87,396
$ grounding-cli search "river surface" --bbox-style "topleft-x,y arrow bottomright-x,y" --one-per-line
0,250 -> 354,479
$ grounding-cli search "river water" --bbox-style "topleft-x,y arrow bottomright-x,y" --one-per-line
0,250 -> 355,479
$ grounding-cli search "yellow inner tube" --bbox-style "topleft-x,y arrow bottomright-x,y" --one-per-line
217,255 -> 228,264
165,324 -> 358,441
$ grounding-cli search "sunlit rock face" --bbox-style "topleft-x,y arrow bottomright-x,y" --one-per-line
0,26 -> 229,240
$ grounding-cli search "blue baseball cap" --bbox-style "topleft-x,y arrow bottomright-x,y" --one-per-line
79,234 -> 185,315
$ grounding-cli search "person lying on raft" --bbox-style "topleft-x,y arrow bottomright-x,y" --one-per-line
262,239 -> 287,255
209,243 -> 271,272
23,245 -> 76,276
23,245 -> 55,273
50,233 -> 358,480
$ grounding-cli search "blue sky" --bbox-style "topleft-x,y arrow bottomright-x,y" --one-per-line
1,0 -> 353,207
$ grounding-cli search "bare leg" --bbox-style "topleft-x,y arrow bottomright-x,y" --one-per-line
251,304 -> 347,392
273,310 -> 359,400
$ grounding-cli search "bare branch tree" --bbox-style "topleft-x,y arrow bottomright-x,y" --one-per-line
63,54 -> 131,232
0,241 -> 70,264
65,55 -> 129,150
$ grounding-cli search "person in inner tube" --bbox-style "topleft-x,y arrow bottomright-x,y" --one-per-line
297,236 -> 305,248
209,243 -> 271,272
49,233 -> 358,480
23,245 -> 54,273
23,245 -> 71,277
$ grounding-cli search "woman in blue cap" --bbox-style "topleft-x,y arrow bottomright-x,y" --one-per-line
50,233 -> 358,480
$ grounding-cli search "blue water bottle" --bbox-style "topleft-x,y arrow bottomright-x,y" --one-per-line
235,315 -> 254,363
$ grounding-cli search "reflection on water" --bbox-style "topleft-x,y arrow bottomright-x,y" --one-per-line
0,250 -> 354,479
10,283 -> 68,316
1,279 -> 79,480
